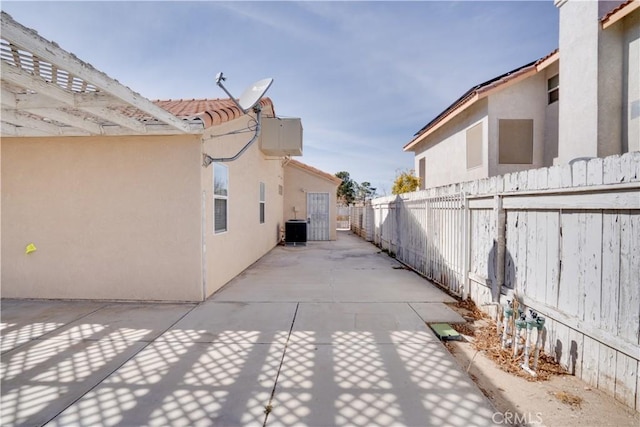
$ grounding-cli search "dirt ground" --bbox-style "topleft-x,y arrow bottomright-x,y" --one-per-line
444,302 -> 640,427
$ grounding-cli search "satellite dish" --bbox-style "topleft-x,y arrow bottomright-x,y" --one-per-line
203,73 -> 275,167
238,78 -> 274,112
215,72 -> 273,114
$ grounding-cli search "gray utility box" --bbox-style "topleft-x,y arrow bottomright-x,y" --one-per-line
260,117 -> 303,156
285,219 -> 307,244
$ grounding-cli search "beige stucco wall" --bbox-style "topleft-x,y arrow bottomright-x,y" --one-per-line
623,9 -> 640,153
283,163 -> 339,241
543,61 -> 560,166
1,135 -> 203,301
201,114 -> 285,297
557,0 -> 600,162
488,72 -> 548,176
556,0 -> 639,162
598,12 -> 624,158
412,69 -> 559,189
412,99 -> 489,189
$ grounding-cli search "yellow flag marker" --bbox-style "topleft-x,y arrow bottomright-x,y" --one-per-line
25,243 -> 37,254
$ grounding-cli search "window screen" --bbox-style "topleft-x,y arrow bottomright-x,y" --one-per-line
213,163 -> 228,233
548,74 -> 559,104
259,182 -> 265,224
466,122 -> 483,169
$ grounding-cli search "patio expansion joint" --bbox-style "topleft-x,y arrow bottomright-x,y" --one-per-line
2,303 -> 109,355
262,301 -> 300,427
40,302 -> 201,426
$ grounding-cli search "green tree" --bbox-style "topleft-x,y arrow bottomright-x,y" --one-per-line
357,181 -> 377,202
392,170 -> 420,195
335,171 -> 356,205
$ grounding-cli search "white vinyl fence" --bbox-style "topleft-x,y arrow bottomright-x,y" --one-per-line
337,206 -> 350,229
351,152 -> 640,411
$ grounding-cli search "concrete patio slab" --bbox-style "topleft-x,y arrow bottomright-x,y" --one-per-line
158,302 -> 297,344
267,342 -> 496,427
213,280 -> 334,303
214,233 -> 456,305
330,277 -> 456,303
1,336 -> 146,427
2,231 -> 497,426
0,299 -> 106,353
410,302 -> 467,324
290,302 -> 440,344
40,303 -> 195,343
48,341 -> 285,427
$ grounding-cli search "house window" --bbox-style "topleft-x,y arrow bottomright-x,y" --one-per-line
498,119 -> 533,164
213,163 -> 228,233
548,74 -> 559,104
466,122 -> 483,169
259,182 -> 266,224
418,158 -> 426,190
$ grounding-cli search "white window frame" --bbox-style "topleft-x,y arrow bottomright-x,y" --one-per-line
213,163 -> 228,234
548,74 -> 559,104
259,182 -> 266,224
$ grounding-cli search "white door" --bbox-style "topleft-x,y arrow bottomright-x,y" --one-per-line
307,192 -> 330,241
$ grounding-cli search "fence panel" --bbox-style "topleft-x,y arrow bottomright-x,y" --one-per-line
354,152 -> 640,411
424,194 -> 466,296
337,206 -> 350,229
365,193 -> 466,297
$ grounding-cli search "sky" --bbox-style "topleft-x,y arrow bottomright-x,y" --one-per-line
1,1 -> 559,195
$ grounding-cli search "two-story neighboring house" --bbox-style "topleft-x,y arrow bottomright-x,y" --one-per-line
404,51 -> 559,189
405,0 -> 639,190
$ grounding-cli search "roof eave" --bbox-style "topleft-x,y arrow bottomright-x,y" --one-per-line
287,159 -> 342,185
602,0 -> 639,29
404,61 -> 542,152
403,92 -> 480,152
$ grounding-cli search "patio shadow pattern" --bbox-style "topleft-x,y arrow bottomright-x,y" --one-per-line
1,232 -> 497,426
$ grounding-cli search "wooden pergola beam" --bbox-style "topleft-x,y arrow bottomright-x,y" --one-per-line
23,107 -> 103,134
1,109 -> 64,135
1,12 -> 197,134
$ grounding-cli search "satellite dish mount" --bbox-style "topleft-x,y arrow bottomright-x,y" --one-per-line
203,73 -> 274,167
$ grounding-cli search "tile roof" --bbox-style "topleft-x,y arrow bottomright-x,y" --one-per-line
286,159 -> 343,185
404,49 -> 558,151
118,97 -> 275,129
156,97 -> 275,128
601,0 -> 639,28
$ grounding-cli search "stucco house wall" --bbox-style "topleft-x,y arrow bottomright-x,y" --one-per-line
1,135 -> 203,301
409,1 -> 638,189
556,0 -> 639,162
488,72 -> 548,177
0,14 -> 303,303
622,6 -> 640,153
557,0 -> 601,162
201,113 -> 285,296
411,66 -> 555,189
543,60 -> 560,166
283,160 -> 340,241
413,99 -> 489,189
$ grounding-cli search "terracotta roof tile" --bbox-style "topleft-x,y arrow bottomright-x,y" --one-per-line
117,97 -> 274,129
601,0 -> 638,27
155,97 -> 274,128
534,48 -> 559,67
